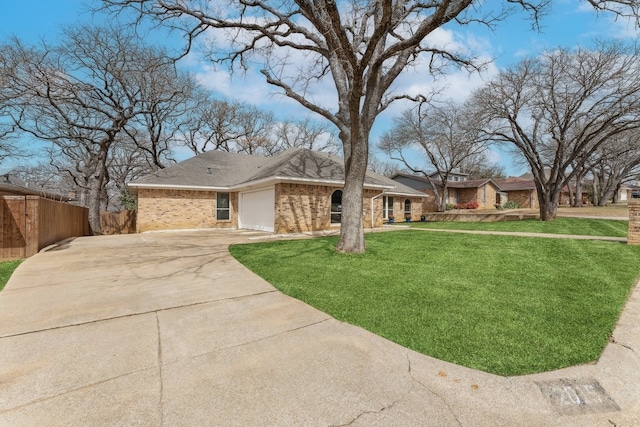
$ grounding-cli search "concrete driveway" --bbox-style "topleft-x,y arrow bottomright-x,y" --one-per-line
0,230 -> 638,426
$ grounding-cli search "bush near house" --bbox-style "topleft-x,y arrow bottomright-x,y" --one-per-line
499,200 -> 520,210
454,201 -> 479,209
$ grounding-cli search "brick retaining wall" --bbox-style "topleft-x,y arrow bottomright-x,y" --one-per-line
628,199 -> 640,245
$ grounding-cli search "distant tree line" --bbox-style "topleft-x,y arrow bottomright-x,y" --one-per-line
378,40 -> 640,216
0,25 -> 339,234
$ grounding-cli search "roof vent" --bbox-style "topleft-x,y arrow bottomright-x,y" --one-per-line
206,167 -> 212,175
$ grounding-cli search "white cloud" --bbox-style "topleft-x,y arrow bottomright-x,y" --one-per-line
189,9 -> 500,146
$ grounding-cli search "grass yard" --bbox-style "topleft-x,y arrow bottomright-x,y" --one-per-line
0,259 -> 22,291
408,217 -> 628,237
230,230 -> 640,376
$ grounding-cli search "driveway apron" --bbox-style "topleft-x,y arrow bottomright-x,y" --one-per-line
0,230 -> 638,426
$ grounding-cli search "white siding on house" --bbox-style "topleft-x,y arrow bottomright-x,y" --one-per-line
239,188 -> 275,232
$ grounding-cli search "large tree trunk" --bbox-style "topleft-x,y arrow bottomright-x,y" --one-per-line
574,178 -> 583,207
337,169 -> 366,253
87,145 -> 109,235
536,183 -> 561,221
598,185 -> 617,206
439,185 -> 448,212
337,137 -> 368,253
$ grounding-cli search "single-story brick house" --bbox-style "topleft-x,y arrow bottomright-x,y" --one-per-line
494,178 -> 539,209
128,148 -> 427,233
391,173 -> 500,210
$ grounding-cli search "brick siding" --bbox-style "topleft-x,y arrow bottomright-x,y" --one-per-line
506,190 -> 538,209
421,189 -> 441,212
274,183 -> 387,233
136,188 -> 237,232
137,185 -> 423,234
628,200 -> 640,245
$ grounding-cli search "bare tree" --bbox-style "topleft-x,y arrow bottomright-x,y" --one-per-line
368,153 -> 406,177
107,134 -> 164,209
472,41 -> 640,220
460,154 -> 505,180
378,99 -> 490,211
589,131 -> 640,205
180,96 -> 275,155
10,161 -> 78,199
1,25 -> 188,233
0,47 -> 24,164
124,64 -> 198,170
268,117 -> 341,155
100,0 -> 640,251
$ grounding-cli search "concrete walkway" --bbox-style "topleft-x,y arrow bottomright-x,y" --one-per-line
0,229 -> 638,426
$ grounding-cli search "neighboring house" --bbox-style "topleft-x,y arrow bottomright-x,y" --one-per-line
448,179 -> 500,208
128,148 -> 427,233
0,174 -> 73,201
618,184 -> 631,202
391,173 -> 499,210
428,171 -> 469,182
494,178 -> 539,209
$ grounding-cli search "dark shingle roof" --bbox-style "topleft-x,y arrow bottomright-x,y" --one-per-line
0,174 -> 72,201
447,178 -> 495,189
130,150 -> 265,188
495,179 -> 537,191
129,148 -> 425,197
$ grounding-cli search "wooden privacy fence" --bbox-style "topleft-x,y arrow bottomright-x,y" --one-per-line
0,196 -> 89,260
100,210 -> 136,235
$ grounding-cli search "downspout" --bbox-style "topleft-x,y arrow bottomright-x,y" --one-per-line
371,190 -> 387,229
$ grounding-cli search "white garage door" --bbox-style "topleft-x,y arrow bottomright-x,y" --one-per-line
239,188 -> 275,232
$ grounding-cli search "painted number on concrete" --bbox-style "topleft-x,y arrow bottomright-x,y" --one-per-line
536,378 -> 621,416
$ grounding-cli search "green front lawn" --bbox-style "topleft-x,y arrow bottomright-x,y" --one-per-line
0,259 -> 22,291
408,217 -> 628,237
230,231 -> 640,376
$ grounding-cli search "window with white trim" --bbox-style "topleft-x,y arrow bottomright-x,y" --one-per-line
404,199 -> 412,218
383,196 -> 394,219
216,192 -> 230,220
330,190 -> 342,223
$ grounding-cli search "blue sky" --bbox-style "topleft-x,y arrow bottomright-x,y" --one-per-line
1,1 -> 638,176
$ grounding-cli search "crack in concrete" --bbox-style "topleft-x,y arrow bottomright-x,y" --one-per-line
0,365 -> 157,415
329,393 -> 407,427
159,317 -> 334,367
155,312 -> 165,427
0,289 -> 279,339
610,336 -> 637,355
405,353 -> 463,426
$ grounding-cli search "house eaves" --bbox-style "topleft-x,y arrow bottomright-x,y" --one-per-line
385,189 -> 429,198
127,182 -> 231,193
231,175 -> 394,191
129,175 -> 396,193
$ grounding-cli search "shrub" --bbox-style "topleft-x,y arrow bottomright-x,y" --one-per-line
454,201 -> 479,209
500,200 -> 520,210
446,203 -> 456,210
